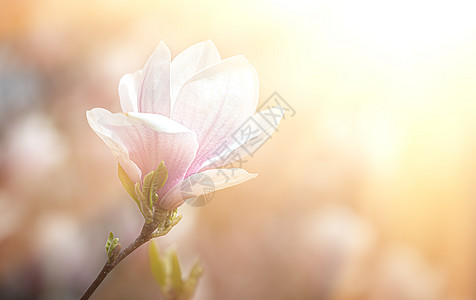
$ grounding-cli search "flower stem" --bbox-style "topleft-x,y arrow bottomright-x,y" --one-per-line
80,221 -> 159,300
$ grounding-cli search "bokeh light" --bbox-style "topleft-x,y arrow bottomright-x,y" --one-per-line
1,0 -> 475,299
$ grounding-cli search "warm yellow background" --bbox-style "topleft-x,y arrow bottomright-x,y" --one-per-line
1,0 -> 475,299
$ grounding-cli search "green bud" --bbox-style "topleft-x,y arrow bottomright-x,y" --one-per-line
105,232 -> 121,261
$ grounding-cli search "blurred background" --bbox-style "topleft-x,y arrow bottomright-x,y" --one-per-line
1,0 -> 476,299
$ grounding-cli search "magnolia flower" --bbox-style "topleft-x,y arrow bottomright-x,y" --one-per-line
87,41 -> 282,210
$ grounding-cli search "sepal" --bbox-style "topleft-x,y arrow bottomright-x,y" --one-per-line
121,161 -> 169,223
152,209 -> 182,238
118,163 -> 139,205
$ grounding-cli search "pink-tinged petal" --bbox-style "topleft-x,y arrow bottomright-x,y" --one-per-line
118,70 -> 141,113
171,55 -> 259,176
138,41 -> 172,116
87,109 -> 141,183
159,168 -> 257,210
86,108 -> 199,197
200,106 -> 284,170
170,40 -> 221,107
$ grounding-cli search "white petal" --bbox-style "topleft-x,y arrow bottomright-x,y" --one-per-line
125,111 -> 196,134
200,106 -> 284,170
87,108 -> 141,183
172,55 -> 259,175
159,168 -> 257,210
118,70 -> 141,113
170,40 -> 221,107
138,41 -> 172,116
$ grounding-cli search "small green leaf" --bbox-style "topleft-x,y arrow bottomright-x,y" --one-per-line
136,183 -> 152,222
149,244 -> 202,300
105,232 -> 120,259
143,162 -> 168,210
183,260 -> 203,299
106,232 -> 114,244
149,241 -> 167,290
142,171 -> 155,208
154,161 -> 168,194
168,249 -> 183,293
118,163 -> 139,205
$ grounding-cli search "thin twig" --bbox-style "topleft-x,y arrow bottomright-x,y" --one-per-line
80,221 -> 159,300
